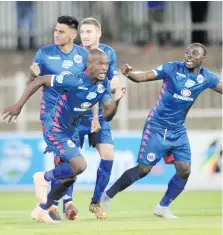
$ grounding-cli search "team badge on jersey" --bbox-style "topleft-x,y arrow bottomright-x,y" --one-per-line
181,89 -> 191,97
147,153 -> 156,162
62,60 -> 73,69
185,79 -> 195,88
86,92 -> 97,100
97,84 -> 105,93
197,74 -> 204,84
67,140 -> 75,148
74,55 -> 83,64
81,102 -> 92,109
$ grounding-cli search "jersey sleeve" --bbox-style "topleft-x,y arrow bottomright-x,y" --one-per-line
152,62 -> 175,80
101,81 -> 112,103
107,50 -> 118,80
208,72 -> 221,89
33,49 -> 44,76
51,74 -> 81,90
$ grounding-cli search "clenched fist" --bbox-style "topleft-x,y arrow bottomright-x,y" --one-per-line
121,64 -> 132,76
30,62 -> 41,78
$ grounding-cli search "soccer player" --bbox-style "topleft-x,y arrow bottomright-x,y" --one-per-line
100,43 -> 222,219
54,17 -> 120,220
2,49 -> 126,224
29,15 -> 100,220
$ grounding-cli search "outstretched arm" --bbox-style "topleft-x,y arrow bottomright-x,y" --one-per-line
1,76 -> 52,122
213,82 -> 222,94
102,86 -> 126,122
121,64 -> 158,83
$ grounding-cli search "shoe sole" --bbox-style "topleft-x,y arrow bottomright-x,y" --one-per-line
154,213 -> 178,219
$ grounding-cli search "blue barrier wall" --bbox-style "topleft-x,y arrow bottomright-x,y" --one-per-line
0,134 -> 175,189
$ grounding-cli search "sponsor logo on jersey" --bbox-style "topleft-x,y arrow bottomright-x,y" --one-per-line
78,86 -> 88,90
73,107 -> 88,111
185,79 -> 195,88
173,93 -> 194,101
55,75 -> 64,84
67,140 -> 75,148
48,56 -> 60,60
81,102 -> 92,109
86,92 -> 97,100
176,72 -> 186,77
181,89 -> 191,97
62,60 -> 73,69
74,55 -> 83,64
61,71 -> 73,76
197,74 -> 204,84
97,84 -> 105,93
147,153 -> 156,162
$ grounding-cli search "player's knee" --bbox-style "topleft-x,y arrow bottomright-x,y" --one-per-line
73,161 -> 87,175
177,167 -> 191,179
97,144 -> 114,160
137,163 -> 152,178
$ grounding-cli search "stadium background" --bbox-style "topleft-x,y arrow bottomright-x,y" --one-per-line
0,1 -> 221,235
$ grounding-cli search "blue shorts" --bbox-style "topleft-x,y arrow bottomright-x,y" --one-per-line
42,118 -> 81,161
79,117 -> 113,148
137,119 -> 191,166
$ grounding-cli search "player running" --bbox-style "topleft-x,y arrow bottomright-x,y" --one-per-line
52,17 -> 120,220
100,43 -> 222,219
2,49 -> 126,224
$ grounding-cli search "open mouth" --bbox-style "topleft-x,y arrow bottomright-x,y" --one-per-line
186,60 -> 194,66
98,73 -> 105,78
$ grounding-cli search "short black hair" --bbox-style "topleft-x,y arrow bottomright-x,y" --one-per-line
57,16 -> 79,29
191,43 -> 207,56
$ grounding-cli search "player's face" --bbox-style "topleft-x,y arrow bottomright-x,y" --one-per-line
54,23 -> 77,46
184,45 -> 205,69
80,24 -> 101,47
89,55 -> 109,81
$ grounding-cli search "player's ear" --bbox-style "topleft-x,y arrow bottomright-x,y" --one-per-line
201,56 -> 206,63
71,30 -> 77,40
97,30 -> 102,39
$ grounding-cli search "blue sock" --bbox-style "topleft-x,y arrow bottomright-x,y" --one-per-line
91,159 -> 113,203
51,179 -> 60,207
160,174 -> 187,207
63,184 -> 74,213
44,163 -> 74,182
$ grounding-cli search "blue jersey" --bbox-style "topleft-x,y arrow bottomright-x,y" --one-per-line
33,44 -> 88,120
50,72 -> 111,130
82,43 -> 118,119
150,61 -> 220,129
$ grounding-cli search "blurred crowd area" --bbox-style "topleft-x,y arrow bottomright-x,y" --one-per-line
0,1 -> 222,132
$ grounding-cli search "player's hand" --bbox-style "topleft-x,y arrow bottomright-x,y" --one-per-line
91,117 -> 101,133
1,103 -> 22,123
114,85 -> 126,102
30,62 -> 40,78
121,64 -> 132,77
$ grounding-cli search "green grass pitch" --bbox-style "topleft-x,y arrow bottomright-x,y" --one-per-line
0,191 -> 221,235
